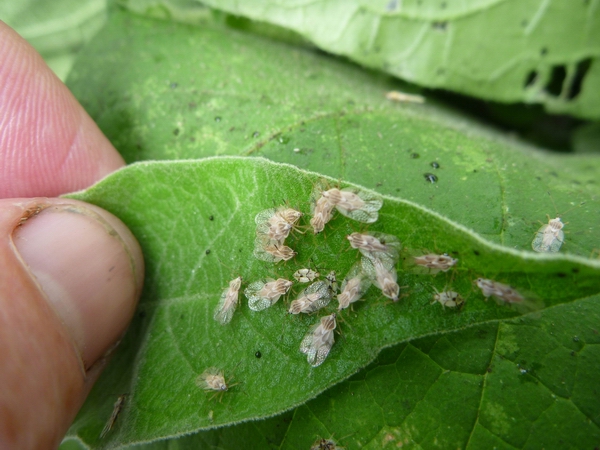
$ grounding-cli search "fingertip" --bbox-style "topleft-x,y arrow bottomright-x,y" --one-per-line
0,22 -> 125,198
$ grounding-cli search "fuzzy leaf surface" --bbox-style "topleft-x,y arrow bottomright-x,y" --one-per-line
63,157 -> 600,448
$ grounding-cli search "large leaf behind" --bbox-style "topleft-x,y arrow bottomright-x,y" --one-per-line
121,0 -> 600,119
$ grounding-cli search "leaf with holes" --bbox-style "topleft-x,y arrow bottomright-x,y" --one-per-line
67,11 -> 600,258
121,0 -> 600,119
62,157 -> 600,449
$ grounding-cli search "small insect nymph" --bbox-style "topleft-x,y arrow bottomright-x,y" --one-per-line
245,278 -> 293,311
196,367 -> 233,402
432,289 -> 464,309
337,263 -> 371,310
300,313 -> 337,367
413,253 -> 458,273
294,268 -> 320,283
532,217 -> 564,253
214,276 -> 242,325
100,394 -> 127,438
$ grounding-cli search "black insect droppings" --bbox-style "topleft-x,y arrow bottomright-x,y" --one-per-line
556,272 -> 567,278
473,250 -> 481,256
410,152 -> 420,159
431,162 -> 440,169
206,249 -> 211,255
138,310 -> 146,319
255,351 -> 262,358
209,215 -> 214,221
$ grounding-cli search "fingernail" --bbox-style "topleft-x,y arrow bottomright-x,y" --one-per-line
12,201 -> 143,368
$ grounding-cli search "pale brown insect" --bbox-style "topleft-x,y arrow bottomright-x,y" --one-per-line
475,278 -> 524,304
337,263 -> 371,310
245,278 -> 293,311
214,276 -> 242,325
310,437 -> 345,450
361,255 -> 399,301
532,217 -> 564,253
289,282 -> 332,314
100,394 -> 127,438
385,90 -> 425,104
300,313 -> 337,367
347,232 -> 401,261
310,196 -> 335,234
255,206 -> 302,243
413,253 -> 458,273
253,239 -> 297,262
321,187 -> 382,223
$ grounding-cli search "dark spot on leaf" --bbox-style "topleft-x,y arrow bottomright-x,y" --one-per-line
206,249 -> 211,255
229,126 -> 235,132
214,116 -> 221,122
572,267 -> 579,274
473,250 -> 480,256
432,21 -> 447,30
424,173 -> 438,183
410,152 -> 420,159
487,366 -> 492,373
556,272 -> 567,278
255,351 -> 262,358
173,128 -> 180,136
188,102 -> 197,110
521,19 -> 528,27
170,82 -> 178,89
139,310 -> 146,319
440,2 -> 447,8
436,68 -> 445,76
540,47 -> 548,56
473,169 -> 477,173
209,215 -> 214,221
376,182 -> 383,187
431,162 -> 440,169
571,351 -> 576,356
253,131 -> 260,138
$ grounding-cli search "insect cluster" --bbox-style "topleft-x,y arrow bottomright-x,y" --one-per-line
205,179 -> 540,403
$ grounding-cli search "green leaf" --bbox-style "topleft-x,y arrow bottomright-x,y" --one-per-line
61,9 -> 600,450
66,11 -> 600,258
64,157 -> 600,448
0,0 -> 107,80
120,0 -> 600,119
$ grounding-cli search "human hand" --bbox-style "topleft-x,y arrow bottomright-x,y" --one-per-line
0,22 -> 144,449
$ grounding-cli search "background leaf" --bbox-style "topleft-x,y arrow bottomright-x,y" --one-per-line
64,157 -> 600,448
0,0 -> 107,80
66,11 -> 600,257
120,0 -> 600,119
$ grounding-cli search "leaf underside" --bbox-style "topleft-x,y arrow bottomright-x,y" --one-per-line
61,8 -> 600,450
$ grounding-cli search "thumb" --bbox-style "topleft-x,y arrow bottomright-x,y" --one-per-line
0,198 -> 144,449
